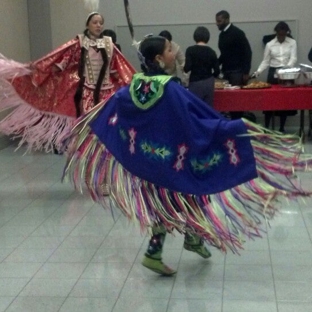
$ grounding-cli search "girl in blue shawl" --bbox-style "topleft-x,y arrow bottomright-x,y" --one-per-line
63,35 -> 312,276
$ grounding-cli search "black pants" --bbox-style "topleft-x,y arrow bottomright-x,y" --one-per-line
264,67 -> 297,131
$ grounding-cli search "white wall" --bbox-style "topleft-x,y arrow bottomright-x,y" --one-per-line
0,0 -> 30,62
1,0 -> 312,66
96,0 -> 312,64
49,0 -> 86,48
1,0 -> 312,131
28,0 -> 53,60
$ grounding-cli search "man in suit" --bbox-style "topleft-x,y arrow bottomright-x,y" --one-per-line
216,10 -> 252,119
216,10 -> 252,86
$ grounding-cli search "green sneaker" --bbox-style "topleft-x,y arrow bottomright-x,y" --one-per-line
142,256 -> 176,276
184,234 -> 212,259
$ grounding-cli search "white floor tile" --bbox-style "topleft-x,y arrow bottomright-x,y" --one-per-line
273,265 -> 312,282
0,278 -> 30,296
0,236 -> 27,249
47,247 -> 97,263
29,223 -> 75,237
0,297 -> 15,312
225,250 -> 271,265
0,142 -> 312,310
69,277 -> 124,298
92,247 -> 139,263
114,297 -> 169,312
223,300 -> 277,312
121,277 -> 175,299
271,250 -> 312,266
224,264 -> 273,282
4,248 -> 56,263
223,280 -> 275,301
168,299 -> 222,312
81,262 -> 132,280
277,301 -> 312,312
60,297 -> 116,312
275,281 -> 312,301
18,236 -> 64,249
102,235 -> 145,249
0,225 -> 37,237
34,262 -> 88,279
0,248 -> 14,262
171,279 -> 223,299
0,262 -> 42,278
59,236 -> 105,249
19,278 -> 78,297
176,262 -> 224,281
5,297 -> 65,312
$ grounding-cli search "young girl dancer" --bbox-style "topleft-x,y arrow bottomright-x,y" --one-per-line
0,11 -> 135,152
62,35 -> 312,275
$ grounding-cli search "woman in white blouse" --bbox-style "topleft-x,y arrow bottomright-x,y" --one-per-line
254,21 -> 297,132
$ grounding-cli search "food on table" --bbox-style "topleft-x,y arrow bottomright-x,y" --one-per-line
242,81 -> 271,89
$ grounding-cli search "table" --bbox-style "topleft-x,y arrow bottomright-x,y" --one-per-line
214,85 -> 312,135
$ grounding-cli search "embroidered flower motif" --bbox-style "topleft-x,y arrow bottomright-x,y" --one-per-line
225,139 -> 240,165
129,128 -> 137,154
143,84 -> 150,94
141,141 -> 172,160
173,144 -> 189,171
191,153 -> 223,173
108,113 -> 118,125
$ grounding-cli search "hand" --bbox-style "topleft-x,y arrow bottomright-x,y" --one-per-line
250,71 -> 259,79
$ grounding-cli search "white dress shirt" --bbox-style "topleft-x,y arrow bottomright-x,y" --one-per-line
256,37 -> 297,74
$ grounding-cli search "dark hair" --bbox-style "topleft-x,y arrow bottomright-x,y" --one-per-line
103,29 -> 117,43
274,21 -> 291,33
216,10 -> 230,19
159,30 -> 172,42
139,36 -> 167,74
74,27 -> 108,117
193,26 -> 210,43
85,12 -> 104,26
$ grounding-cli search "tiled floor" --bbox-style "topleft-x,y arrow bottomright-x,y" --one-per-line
0,140 -> 312,312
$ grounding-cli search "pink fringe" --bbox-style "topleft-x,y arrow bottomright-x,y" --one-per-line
0,60 -> 74,153
0,102 -> 74,152
0,54 -> 31,80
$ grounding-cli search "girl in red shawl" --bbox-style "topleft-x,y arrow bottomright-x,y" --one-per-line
0,12 -> 135,152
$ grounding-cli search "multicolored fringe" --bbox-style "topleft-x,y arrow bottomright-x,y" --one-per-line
0,78 -> 74,153
62,108 -> 312,253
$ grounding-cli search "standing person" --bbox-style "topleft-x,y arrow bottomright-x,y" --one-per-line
216,10 -> 252,119
73,12 -> 128,116
62,35 -> 312,277
253,21 -> 297,132
0,12 -> 135,152
184,26 -> 220,107
158,30 -> 188,86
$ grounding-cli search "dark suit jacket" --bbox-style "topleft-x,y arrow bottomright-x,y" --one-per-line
218,24 -> 252,74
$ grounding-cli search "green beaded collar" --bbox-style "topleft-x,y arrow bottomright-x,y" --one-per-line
129,73 -> 172,110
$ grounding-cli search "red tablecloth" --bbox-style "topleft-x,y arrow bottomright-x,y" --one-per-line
214,85 -> 312,111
